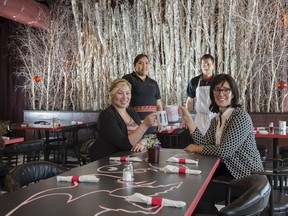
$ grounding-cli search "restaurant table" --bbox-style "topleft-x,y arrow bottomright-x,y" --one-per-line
2,137 -> 25,145
0,148 -> 220,216
255,127 -> 288,169
254,128 -> 288,168
12,124 -> 69,141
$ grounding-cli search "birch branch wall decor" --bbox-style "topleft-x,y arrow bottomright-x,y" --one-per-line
12,0 -> 288,112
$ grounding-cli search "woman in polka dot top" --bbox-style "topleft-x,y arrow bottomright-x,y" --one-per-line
180,73 -> 264,214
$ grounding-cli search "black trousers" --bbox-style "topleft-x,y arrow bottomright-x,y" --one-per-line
193,162 -> 244,215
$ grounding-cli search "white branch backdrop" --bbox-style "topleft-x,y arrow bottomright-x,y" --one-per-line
12,0 -> 288,112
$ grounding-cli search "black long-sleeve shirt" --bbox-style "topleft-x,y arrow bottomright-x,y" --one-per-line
89,105 -> 141,161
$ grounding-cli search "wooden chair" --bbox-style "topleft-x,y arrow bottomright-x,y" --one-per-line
81,122 -> 97,140
78,122 -> 98,165
44,125 -> 81,167
79,139 -> 96,165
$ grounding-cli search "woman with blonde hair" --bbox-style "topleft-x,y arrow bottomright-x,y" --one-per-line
89,78 -> 156,161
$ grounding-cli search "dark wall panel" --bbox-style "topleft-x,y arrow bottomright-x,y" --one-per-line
0,17 -> 25,123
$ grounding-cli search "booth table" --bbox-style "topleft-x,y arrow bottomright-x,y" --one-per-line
0,149 -> 220,216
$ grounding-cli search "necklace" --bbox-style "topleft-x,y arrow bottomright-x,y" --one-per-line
119,111 -> 136,127
125,116 -> 136,127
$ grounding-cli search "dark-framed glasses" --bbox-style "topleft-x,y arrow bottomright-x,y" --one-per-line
213,88 -> 231,95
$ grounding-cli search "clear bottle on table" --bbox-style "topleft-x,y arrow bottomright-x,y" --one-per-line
122,164 -> 133,182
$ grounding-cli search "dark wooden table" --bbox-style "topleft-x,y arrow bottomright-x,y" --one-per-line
0,149 -> 220,216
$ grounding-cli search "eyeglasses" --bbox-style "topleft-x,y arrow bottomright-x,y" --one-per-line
213,88 -> 231,95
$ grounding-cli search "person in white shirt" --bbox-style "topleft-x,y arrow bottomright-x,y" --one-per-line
185,54 -> 217,135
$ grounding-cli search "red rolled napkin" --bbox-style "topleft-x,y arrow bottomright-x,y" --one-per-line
56,175 -> 99,183
126,193 -> 186,207
109,156 -> 142,162
166,156 -> 198,165
161,165 -> 201,175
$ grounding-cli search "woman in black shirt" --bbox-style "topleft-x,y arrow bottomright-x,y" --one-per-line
89,78 -> 156,161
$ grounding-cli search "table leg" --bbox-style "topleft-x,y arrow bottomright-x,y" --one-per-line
272,138 -> 280,189
43,131 -> 51,161
273,138 -> 279,169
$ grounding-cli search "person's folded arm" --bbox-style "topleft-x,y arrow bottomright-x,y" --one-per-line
98,111 -> 133,151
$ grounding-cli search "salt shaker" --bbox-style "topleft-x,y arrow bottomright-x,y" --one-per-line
122,165 -> 133,182
127,162 -> 134,179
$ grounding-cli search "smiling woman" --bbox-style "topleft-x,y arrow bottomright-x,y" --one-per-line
212,85 -> 233,113
88,78 -> 157,161
179,74 -> 264,214
209,74 -> 241,114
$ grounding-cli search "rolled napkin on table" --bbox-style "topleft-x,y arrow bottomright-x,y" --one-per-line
166,156 -> 198,165
254,127 -> 266,131
161,165 -> 201,175
253,127 -> 268,134
109,156 -> 142,162
253,129 -> 268,134
126,193 -> 186,208
57,175 -> 99,183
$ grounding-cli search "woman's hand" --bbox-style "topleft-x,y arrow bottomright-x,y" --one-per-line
142,112 -> 157,127
179,106 -> 196,133
184,144 -> 203,153
131,143 -> 145,152
179,106 -> 192,123
157,125 -> 163,132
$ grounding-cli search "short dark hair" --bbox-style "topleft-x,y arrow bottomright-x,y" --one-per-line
133,54 -> 149,67
201,54 -> 214,64
209,74 -> 241,113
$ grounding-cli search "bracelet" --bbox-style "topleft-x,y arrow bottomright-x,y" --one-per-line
138,126 -> 145,133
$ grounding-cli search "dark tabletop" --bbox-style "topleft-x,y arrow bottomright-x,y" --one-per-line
0,148 -> 219,216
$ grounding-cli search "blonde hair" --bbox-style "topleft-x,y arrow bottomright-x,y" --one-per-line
108,78 -> 132,104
